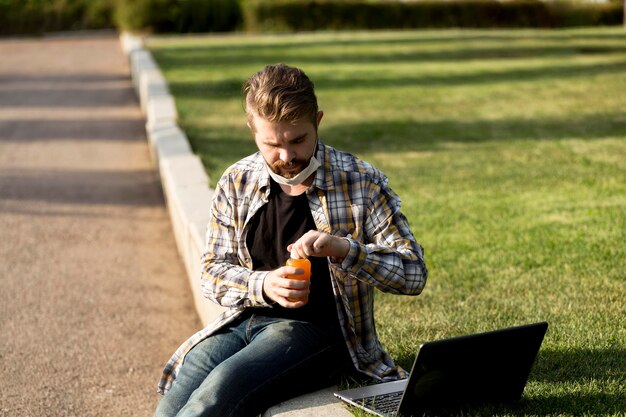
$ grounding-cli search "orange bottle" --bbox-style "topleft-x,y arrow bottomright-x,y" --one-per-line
286,255 -> 311,303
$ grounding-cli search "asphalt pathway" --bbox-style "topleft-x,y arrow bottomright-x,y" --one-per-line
0,33 -> 201,416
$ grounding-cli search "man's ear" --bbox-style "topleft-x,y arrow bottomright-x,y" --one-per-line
316,110 -> 324,128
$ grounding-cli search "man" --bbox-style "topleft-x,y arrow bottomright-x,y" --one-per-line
154,64 -> 428,417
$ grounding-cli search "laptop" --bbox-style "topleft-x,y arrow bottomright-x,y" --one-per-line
334,321 -> 548,417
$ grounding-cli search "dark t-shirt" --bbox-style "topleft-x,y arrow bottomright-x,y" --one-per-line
245,180 -> 339,329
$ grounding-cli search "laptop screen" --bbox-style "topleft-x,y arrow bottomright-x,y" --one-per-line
398,321 -> 548,416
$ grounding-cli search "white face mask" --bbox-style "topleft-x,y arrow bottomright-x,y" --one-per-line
266,156 -> 321,186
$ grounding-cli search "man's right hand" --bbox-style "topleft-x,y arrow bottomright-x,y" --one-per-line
262,266 -> 310,308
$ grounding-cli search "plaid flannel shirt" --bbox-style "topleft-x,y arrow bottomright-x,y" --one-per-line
157,141 -> 428,394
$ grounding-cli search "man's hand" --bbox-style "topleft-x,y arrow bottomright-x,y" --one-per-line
262,266 -> 310,308
288,230 -> 350,263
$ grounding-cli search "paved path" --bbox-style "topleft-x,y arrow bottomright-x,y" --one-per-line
0,33 -> 201,416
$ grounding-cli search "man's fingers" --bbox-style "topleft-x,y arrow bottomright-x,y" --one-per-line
290,231 -> 346,259
263,272 -> 310,308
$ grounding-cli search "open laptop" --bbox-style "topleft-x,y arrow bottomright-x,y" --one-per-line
334,321 -> 548,417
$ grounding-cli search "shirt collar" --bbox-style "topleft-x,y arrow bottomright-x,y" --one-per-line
312,139 -> 333,192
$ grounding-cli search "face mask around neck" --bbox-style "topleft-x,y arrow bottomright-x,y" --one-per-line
266,155 -> 321,186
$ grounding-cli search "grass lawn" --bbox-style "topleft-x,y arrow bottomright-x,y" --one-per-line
147,28 -> 626,416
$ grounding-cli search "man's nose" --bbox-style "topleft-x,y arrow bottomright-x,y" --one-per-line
278,147 -> 294,162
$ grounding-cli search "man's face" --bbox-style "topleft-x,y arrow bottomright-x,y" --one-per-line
250,111 -> 323,179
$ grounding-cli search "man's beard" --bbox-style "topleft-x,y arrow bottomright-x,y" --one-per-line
270,159 -> 308,179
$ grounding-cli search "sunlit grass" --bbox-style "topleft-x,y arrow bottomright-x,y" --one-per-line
147,28 -> 626,416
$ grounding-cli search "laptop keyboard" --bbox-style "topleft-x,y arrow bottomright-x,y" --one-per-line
361,391 -> 403,415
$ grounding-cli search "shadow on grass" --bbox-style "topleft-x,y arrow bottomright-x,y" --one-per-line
150,29 -> 626,53
322,114 -> 625,153
166,58 -> 626,101
181,30 -> 626,48
151,30 -> 626,69
461,391 -> 625,417
184,112 -> 626,181
392,347 -> 625,416
533,347 -> 626,383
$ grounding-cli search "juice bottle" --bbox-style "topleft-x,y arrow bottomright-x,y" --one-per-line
286,255 -> 311,303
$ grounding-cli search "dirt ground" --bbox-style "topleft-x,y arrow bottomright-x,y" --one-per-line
0,32 -> 202,416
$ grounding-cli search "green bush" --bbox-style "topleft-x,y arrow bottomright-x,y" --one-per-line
0,0 -> 242,35
179,0 -> 243,32
0,0 -> 114,35
113,0 -> 178,32
0,0 -> 621,36
114,0 -> 242,33
243,0 -> 624,32
551,0 -> 624,27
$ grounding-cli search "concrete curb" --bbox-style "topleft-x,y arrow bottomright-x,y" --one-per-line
120,32 -> 226,326
119,32 -> 353,417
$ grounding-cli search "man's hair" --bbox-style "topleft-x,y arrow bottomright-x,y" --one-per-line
243,64 -> 319,128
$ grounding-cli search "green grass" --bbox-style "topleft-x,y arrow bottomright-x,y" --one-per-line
147,28 -> 626,416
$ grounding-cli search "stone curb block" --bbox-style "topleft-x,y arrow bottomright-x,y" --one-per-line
147,95 -> 178,131
160,153 -> 209,190
140,69 -> 170,113
119,32 -> 352,417
129,49 -> 157,99
147,124 -> 192,169
263,387 -> 353,417
120,32 -> 143,55
159,154 -> 208,269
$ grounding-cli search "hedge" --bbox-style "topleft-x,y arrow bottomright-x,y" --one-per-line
113,0 -> 242,33
0,0 -> 114,35
0,0 -> 623,36
0,0 -> 242,35
243,0 -> 624,32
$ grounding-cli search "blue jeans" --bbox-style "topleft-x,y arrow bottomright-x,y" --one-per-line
154,313 -> 351,417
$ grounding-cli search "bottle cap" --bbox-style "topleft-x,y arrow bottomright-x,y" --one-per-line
289,250 -> 307,260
